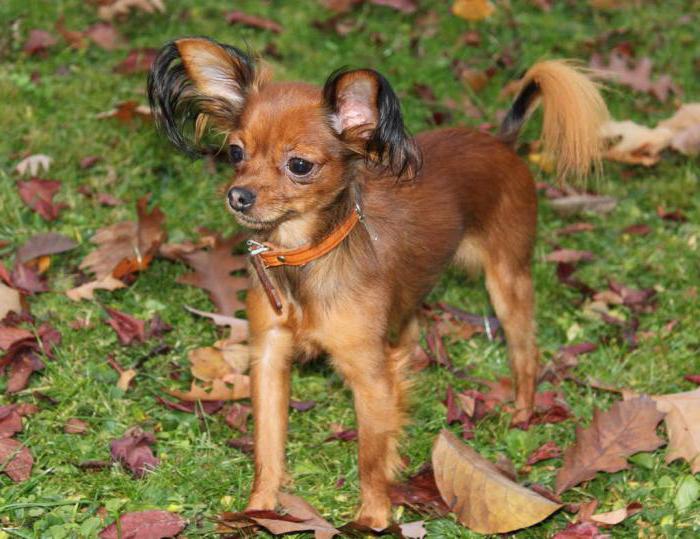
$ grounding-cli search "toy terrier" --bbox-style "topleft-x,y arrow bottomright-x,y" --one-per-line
148,37 -> 608,529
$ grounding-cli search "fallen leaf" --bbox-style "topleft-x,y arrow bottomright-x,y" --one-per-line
157,396 -> 224,415
555,397 -> 665,494
251,493 -> 340,538
656,206 -> 687,223
97,0 -> 166,21
114,47 -> 158,74
370,0 -> 418,13
325,423 -> 358,442
590,52 -> 679,102
15,154 -> 52,176
184,305 -> 248,343
390,464 -> 450,516
684,374 -> 700,385
64,418 -> 89,434
110,427 -> 159,477
0,438 -> 33,482
225,11 -> 283,33
84,22 -> 125,50
526,441 -> 562,465
552,521 -> 607,538
589,501 -> 642,526
15,233 -> 77,265
0,406 -> 23,438
398,520 -> 427,539
0,283 -> 22,320
79,196 -> 166,280
227,435 -> 254,454
99,510 -> 186,539
622,223 -> 651,236
546,249 -> 595,264
96,101 -> 152,123
224,403 -> 251,432
117,368 -> 137,391
290,399 -> 316,412
432,430 -> 561,533
79,156 -> 102,169
66,275 -> 126,301
23,30 -> 57,55
556,222 -> 596,236
167,376 -> 250,402
452,0 -> 495,21
549,194 -> 617,217
17,178 -> 65,221
652,388 -> 700,473
105,307 -> 146,345
176,233 -> 247,316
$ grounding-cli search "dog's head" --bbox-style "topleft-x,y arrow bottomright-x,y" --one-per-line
148,37 -> 420,231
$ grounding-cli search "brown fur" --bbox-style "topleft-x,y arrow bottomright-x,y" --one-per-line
150,39 -> 608,529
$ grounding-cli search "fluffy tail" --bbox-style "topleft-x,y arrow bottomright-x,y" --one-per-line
499,60 -> 609,179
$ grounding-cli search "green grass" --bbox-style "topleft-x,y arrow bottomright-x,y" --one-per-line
1,0 -> 699,537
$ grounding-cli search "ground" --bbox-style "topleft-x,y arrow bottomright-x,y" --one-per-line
0,0 -> 698,537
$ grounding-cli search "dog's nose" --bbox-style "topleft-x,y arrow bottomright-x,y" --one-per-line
228,187 -> 256,212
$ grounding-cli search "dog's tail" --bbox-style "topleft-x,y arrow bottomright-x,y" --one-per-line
499,60 -> 609,179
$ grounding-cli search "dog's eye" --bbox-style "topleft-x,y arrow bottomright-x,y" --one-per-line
287,157 -> 314,176
229,144 -> 244,164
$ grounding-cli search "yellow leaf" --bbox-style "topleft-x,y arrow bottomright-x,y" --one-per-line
452,0 -> 495,21
189,347 -> 232,382
167,376 -> 250,402
432,430 -> 561,533
36,256 -> 51,274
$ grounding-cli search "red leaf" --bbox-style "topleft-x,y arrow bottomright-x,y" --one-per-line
370,0 -> 418,13
224,403 -> 251,432
79,156 -> 102,169
526,441 -> 562,465
7,353 -> 45,393
0,406 -> 23,438
84,22 -> 125,51
156,396 -> 224,415
685,374 -> 700,385
110,427 -> 159,477
15,232 -> 77,265
622,223 -> 651,236
0,438 -> 33,482
23,29 -> 57,55
17,178 -> 65,221
105,307 -> 146,345
114,48 -> 158,74
290,399 -> 316,412
10,264 -> 48,294
325,424 -> 358,442
389,464 -> 450,516
227,435 -> 254,454
552,521 -> 607,538
64,418 -> 89,434
225,11 -> 283,33
656,206 -> 687,222
557,222 -> 595,235
99,510 -> 186,539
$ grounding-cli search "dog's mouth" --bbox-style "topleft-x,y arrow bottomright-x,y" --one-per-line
228,207 -> 293,231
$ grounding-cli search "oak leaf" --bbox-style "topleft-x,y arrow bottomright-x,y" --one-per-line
167,376 -> 250,402
555,397 -> 665,494
652,388 -> 700,473
97,0 -> 166,21
15,154 -> 52,176
432,430 -> 561,533
66,275 -> 126,301
176,233 -> 247,316
17,178 -> 65,221
79,196 -> 166,280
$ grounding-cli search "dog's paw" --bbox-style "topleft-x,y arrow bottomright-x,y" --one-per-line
246,491 -> 278,512
355,503 -> 391,531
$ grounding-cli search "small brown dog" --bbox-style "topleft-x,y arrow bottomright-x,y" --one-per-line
148,37 -> 608,529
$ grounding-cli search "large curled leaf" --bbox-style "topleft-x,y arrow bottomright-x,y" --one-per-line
432,430 -> 561,533
652,388 -> 700,473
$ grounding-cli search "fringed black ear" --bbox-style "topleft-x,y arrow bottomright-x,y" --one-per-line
323,68 -> 421,179
147,37 -> 255,156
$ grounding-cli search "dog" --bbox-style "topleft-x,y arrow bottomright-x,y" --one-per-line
148,37 -> 608,529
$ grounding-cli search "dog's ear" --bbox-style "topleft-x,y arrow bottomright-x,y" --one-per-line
147,37 -> 256,156
323,69 -> 421,178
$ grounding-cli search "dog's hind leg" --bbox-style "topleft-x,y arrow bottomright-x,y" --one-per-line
482,251 -> 539,425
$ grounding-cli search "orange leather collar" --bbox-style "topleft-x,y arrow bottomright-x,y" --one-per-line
247,209 -> 360,269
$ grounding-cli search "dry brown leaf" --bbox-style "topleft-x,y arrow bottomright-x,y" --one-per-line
589,502 -> 642,526
549,194 -> 617,217
590,52 -> 678,102
167,376 -> 250,402
252,492 -> 340,538
555,397 -> 665,494
184,305 -> 248,343
66,275 -> 126,301
432,430 -> 561,533
176,233 -> 247,316
0,283 -> 22,320
452,0 -> 495,21
652,388 -> 700,473
117,368 -> 137,391
0,438 -> 33,482
98,0 -> 166,21
79,197 -> 166,280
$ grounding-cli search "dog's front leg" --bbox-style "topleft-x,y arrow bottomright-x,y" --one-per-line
331,341 -> 405,530
246,292 -> 294,511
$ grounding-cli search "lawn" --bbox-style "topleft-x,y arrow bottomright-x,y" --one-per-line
0,0 -> 699,537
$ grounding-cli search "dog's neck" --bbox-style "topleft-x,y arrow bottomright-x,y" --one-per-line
265,186 -> 356,250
